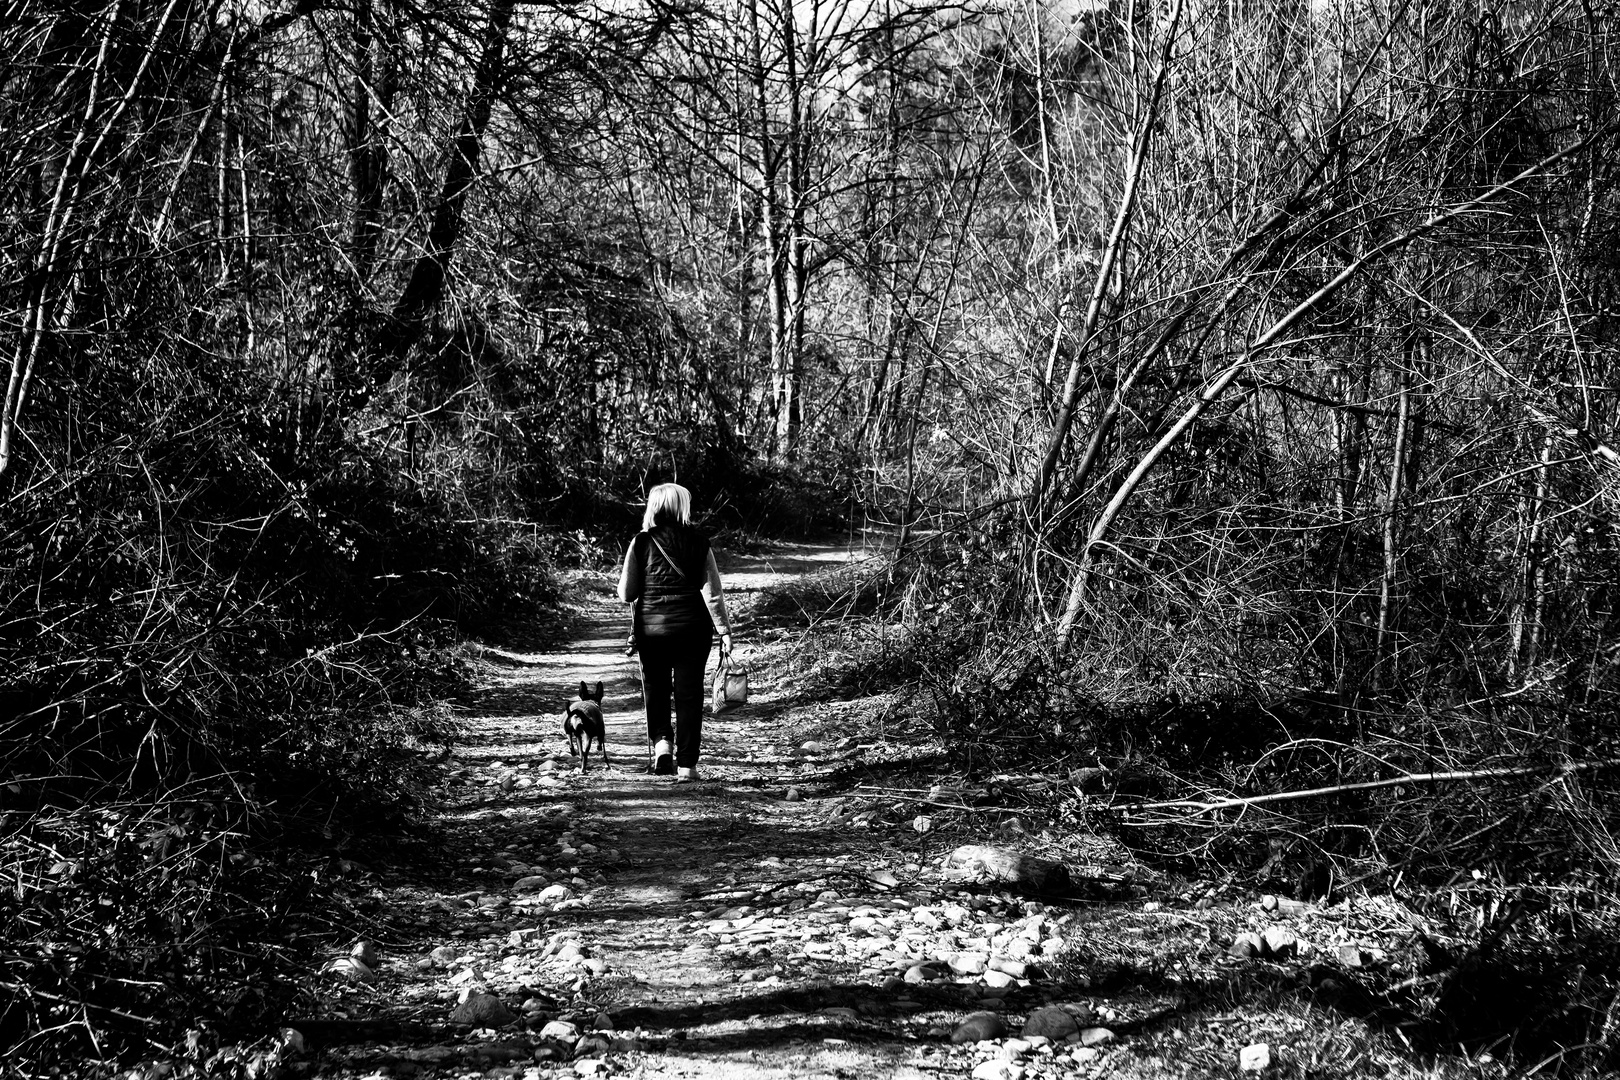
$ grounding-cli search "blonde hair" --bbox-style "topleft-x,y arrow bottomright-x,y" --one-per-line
641,483 -> 692,530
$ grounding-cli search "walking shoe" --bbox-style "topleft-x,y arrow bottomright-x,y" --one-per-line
653,740 -> 675,776
676,766 -> 699,782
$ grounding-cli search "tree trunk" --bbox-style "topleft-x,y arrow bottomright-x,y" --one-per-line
1374,365 -> 1411,691
348,0 -> 390,279
370,0 -> 515,371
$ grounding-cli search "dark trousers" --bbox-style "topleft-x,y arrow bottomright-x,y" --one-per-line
638,634 -> 712,768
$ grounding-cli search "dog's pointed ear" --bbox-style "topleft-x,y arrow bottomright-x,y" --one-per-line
578,680 -> 589,700
592,680 -> 603,701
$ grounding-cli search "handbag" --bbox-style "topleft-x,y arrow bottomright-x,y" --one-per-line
711,655 -> 748,712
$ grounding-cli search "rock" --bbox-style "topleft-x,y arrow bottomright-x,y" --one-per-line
989,958 -> 1030,979
508,927 -> 545,947
278,1028 -> 308,1058
429,945 -> 458,965
800,740 -> 824,753
1240,1043 -> 1271,1071
971,1062 -> 1024,1080
950,1011 -> 1007,1043
574,1059 -> 610,1077
1261,927 -> 1298,959
983,969 -> 1016,989
1002,938 -> 1034,960
538,884 -> 575,904
540,1019 -> 581,1041
514,875 -> 548,891
1228,932 -> 1264,959
1336,944 -> 1364,968
1022,1006 -> 1080,1041
784,788 -> 804,802
349,941 -> 380,968
1260,893 -> 1279,911
999,1038 -> 1033,1059
1080,1027 -> 1114,1046
944,845 -> 1070,895
469,1042 -> 529,1065
912,815 -> 933,834
574,1032 -> 613,1057
903,963 -> 940,984
950,952 -> 990,975
320,957 -> 374,983
449,989 -> 516,1027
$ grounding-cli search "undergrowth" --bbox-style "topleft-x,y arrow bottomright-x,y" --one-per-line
0,404 -> 551,1068
764,523 -> 1620,1076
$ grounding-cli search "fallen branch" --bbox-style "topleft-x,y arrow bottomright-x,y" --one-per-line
1121,758 -> 1620,819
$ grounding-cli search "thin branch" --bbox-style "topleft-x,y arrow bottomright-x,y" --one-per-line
1122,758 -> 1620,819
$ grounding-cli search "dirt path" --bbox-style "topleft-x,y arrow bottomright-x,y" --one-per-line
289,541 -> 1461,1080
302,540 -> 1075,1080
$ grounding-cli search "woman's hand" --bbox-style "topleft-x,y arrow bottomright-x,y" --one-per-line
720,632 -> 734,660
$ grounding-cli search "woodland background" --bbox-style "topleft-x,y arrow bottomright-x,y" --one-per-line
4,0 -> 1620,1070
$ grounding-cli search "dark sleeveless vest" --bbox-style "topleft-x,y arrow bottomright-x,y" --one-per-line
636,524 -> 712,638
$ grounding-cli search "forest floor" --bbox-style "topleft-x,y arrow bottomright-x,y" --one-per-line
280,542 -> 1507,1080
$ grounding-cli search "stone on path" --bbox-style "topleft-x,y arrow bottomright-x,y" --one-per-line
1240,1043 -> 1272,1071
319,957 -> 374,983
1229,932 -> 1264,958
1261,927 -> 1298,959
349,940 -> 379,968
540,1019 -> 581,1041
971,1061 -> 1024,1080
1080,1027 -> 1114,1047
950,952 -> 989,975
944,845 -> 1071,895
575,1032 -> 613,1057
1021,1005 -> 1082,1041
950,1012 -> 1006,1043
449,989 -> 515,1027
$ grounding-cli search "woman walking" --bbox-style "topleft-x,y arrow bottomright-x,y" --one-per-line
618,483 -> 734,780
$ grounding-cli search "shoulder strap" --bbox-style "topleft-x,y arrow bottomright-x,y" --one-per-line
645,532 -> 695,586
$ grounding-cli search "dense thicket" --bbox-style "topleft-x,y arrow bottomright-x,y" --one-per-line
4,0 -> 1620,1068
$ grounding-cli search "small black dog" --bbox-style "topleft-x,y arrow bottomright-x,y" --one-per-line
563,681 -> 608,772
